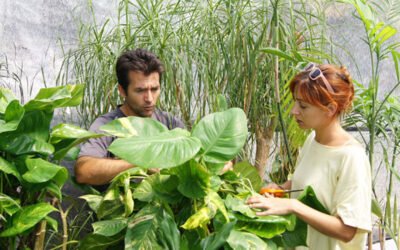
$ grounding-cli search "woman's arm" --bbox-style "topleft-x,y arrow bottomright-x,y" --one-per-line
246,195 -> 357,242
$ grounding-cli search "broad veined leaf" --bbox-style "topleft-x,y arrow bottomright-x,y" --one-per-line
44,182 -> 63,201
109,128 -> 201,169
157,209 -> 181,250
123,175 -> 134,216
50,123 -> 103,161
80,194 -> 103,213
233,161 -> 263,191
233,212 -> 292,239
22,158 -> 67,186
92,218 -> 128,237
225,194 -> 256,218
24,84 -> 84,112
97,187 -> 125,220
191,108 -> 248,163
199,221 -> 235,250
0,193 -> 20,216
181,204 -> 217,230
79,232 -> 125,250
133,174 -> 182,203
0,100 -> 24,133
205,190 -> 229,221
227,229 -> 271,250
0,110 -> 54,156
99,116 -> 168,138
175,160 -> 211,199
0,203 -> 57,237
125,203 -> 165,250
0,156 -> 21,181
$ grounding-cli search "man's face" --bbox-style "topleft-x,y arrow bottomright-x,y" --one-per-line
119,71 -> 161,118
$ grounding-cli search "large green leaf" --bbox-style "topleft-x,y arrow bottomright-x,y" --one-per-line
50,123 -> 103,161
133,174 -> 182,203
233,161 -> 263,191
227,229 -> 272,250
0,87 -> 17,106
199,221 -> 235,250
79,232 -> 125,250
0,110 -> 54,156
0,156 -> 21,181
157,209 -> 181,250
191,108 -> 248,163
0,100 -> 24,133
109,128 -> 201,169
125,203 -> 165,250
205,190 -> 229,221
225,194 -> 257,218
181,205 -> 217,230
173,160 -> 211,199
99,116 -> 168,138
80,194 -> 103,213
0,194 -> 20,216
24,84 -> 84,112
97,187 -> 125,220
233,213 -> 292,239
92,218 -> 128,237
22,158 -> 67,186
0,203 -> 57,237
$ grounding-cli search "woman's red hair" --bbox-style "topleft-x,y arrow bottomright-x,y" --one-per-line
289,64 -> 354,117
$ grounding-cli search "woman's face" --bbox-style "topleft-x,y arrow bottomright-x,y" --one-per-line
290,87 -> 330,130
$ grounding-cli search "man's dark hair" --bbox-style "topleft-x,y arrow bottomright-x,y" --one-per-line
116,49 -> 165,91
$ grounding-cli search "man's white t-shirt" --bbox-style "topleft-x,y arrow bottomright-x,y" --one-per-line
291,131 -> 371,250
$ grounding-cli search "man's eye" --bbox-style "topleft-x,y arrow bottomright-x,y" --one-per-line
300,105 -> 306,109
151,87 -> 159,91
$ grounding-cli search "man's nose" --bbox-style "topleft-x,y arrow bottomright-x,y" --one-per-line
144,90 -> 153,102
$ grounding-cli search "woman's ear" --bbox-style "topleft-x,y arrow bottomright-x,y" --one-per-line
327,103 -> 337,117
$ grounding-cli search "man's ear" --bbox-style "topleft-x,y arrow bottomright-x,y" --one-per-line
327,103 -> 337,117
118,85 -> 126,99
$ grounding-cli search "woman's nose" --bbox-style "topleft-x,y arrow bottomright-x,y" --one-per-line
290,104 -> 299,115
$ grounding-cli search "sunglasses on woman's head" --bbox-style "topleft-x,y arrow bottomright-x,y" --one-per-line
304,63 -> 335,94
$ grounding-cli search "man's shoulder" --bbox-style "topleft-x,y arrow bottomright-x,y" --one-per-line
153,109 -> 185,129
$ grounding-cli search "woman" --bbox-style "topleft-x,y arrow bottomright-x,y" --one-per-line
246,63 -> 371,249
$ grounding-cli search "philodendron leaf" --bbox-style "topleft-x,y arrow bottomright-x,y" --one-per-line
226,229 -> 271,250
199,221 -> 235,250
50,123 -> 103,161
225,194 -> 256,218
157,210 -> 181,250
109,128 -> 201,169
125,203 -> 165,250
192,108 -> 248,164
0,203 -> 57,237
0,87 -> 17,105
174,160 -> 211,199
0,110 -> 54,156
133,174 -> 181,204
24,84 -> 84,112
0,193 -> 20,216
92,218 -> 128,237
205,190 -> 229,221
181,205 -> 217,230
97,187 -> 125,220
232,212 -> 292,239
0,100 -> 24,133
100,116 -> 168,138
79,232 -> 125,250
233,161 -> 263,191
0,156 -> 21,181
80,194 -> 103,213
45,216 -> 58,232
22,158 -> 67,186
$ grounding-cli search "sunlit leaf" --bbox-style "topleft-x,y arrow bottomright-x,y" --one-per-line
92,218 -> 128,237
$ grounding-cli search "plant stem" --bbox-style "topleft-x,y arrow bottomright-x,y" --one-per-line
56,198 -> 68,250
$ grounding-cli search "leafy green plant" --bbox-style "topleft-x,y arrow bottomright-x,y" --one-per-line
79,107 -> 328,249
0,84 -> 101,249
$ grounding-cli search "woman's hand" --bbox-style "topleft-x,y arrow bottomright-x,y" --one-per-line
246,194 -> 296,216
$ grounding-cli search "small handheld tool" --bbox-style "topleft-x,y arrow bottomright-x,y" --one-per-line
259,188 -> 304,197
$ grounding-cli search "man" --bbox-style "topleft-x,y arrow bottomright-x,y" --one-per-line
75,49 -> 185,190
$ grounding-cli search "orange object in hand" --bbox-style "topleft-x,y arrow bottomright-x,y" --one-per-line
259,188 -> 303,197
